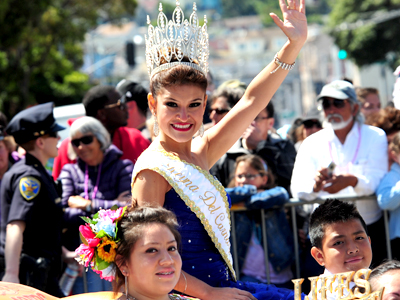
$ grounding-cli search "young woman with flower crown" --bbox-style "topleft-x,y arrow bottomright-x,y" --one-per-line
131,0 -> 307,299
76,205 -> 194,300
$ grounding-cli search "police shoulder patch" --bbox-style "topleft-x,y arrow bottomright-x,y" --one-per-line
19,176 -> 41,201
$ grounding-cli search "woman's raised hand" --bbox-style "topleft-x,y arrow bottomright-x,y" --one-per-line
270,0 -> 307,44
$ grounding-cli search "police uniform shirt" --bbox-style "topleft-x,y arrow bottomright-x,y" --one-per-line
0,153 -> 63,261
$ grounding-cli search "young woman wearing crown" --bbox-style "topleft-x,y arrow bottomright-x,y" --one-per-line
131,0 -> 307,299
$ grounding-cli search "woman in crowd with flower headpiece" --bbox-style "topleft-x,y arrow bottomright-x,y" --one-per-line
59,116 -> 133,294
131,0 -> 307,299
76,205 -> 192,300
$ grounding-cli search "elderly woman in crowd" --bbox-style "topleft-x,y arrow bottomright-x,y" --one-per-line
58,116 -> 133,294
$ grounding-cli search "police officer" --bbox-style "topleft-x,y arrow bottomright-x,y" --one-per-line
0,102 -> 65,297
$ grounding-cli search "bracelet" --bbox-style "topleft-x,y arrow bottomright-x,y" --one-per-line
270,52 -> 296,74
181,272 -> 187,294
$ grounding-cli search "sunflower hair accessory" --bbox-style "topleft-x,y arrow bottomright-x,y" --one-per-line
75,205 -> 127,282
145,1 -> 209,78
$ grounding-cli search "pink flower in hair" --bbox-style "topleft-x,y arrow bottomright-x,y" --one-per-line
92,265 -> 115,282
75,244 -> 95,267
97,207 -> 125,222
79,224 -> 100,247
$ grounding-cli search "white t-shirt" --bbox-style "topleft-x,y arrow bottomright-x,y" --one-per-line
291,122 -> 388,224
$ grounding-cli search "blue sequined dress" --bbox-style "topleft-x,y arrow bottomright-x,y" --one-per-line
164,188 -> 299,300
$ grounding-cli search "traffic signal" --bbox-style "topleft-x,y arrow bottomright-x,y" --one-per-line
126,42 -> 135,67
338,49 -> 347,60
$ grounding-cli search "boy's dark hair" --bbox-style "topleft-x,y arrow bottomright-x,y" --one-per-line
309,199 -> 368,249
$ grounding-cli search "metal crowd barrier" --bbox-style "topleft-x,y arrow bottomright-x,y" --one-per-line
230,194 -> 391,284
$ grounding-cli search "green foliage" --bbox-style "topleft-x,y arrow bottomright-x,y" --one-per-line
254,0 -> 281,26
81,216 -> 94,224
95,230 -> 109,239
0,0 -> 137,118
95,249 -> 110,270
220,0 -> 333,25
329,0 -> 400,68
220,0 -> 259,18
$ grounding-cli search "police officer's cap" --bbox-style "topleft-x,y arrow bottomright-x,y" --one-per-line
6,102 -> 65,144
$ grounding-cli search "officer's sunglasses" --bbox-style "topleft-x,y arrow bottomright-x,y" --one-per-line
71,135 -> 94,147
209,108 -> 230,115
47,131 -> 59,138
321,98 -> 347,110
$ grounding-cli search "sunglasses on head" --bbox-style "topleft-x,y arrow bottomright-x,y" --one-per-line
322,98 -> 347,110
303,120 -> 322,129
209,108 -> 230,115
104,98 -> 127,110
71,135 -> 94,147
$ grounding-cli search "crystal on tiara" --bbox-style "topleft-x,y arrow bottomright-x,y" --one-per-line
145,1 -> 209,79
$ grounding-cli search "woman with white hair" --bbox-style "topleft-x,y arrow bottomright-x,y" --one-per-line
58,116 -> 133,294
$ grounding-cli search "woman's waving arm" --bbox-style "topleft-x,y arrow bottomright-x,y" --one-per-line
131,169 -> 171,207
203,0 -> 307,167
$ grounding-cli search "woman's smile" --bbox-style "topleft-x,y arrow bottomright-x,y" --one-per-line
171,123 -> 193,131
151,84 -> 207,143
155,268 -> 175,277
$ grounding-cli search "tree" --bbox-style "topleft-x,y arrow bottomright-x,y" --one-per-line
220,0 -> 332,26
220,0 -> 259,18
0,0 -> 137,117
329,0 -> 400,68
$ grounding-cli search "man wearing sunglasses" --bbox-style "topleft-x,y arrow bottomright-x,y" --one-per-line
0,103 -> 67,296
208,87 -> 244,126
211,102 -> 297,194
291,79 -> 389,267
52,85 -> 150,179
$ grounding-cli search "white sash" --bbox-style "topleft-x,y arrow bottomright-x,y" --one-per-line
132,148 -> 236,280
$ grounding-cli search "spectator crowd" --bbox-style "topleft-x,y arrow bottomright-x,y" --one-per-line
1,75 -> 400,296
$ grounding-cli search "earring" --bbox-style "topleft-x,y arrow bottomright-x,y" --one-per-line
153,113 -> 159,137
199,123 -> 204,138
125,274 -> 128,298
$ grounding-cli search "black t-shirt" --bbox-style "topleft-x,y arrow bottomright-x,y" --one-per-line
0,153 -> 63,261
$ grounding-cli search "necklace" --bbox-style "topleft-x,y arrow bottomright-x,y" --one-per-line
84,163 -> 102,200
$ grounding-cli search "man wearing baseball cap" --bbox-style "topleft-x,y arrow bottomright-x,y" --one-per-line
0,102 -> 66,296
116,79 -> 150,140
291,80 -> 389,267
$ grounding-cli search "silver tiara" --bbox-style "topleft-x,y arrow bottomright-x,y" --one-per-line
145,1 -> 209,79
